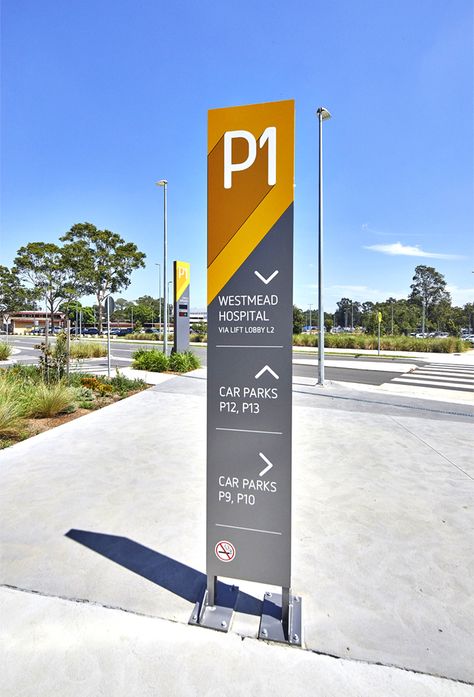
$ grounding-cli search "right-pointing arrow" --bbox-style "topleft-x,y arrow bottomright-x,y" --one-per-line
258,452 -> 274,477
255,365 -> 279,380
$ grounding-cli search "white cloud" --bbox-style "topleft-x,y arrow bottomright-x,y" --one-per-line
364,242 -> 465,260
446,285 -> 474,307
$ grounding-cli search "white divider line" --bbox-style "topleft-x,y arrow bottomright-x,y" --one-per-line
216,523 -> 282,536
216,427 -> 283,435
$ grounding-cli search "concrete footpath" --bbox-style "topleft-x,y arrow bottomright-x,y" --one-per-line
1,371 -> 473,696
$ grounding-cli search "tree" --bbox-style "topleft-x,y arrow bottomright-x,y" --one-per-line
60,223 -> 146,331
113,298 -> 132,321
12,242 -> 80,329
135,295 -> 163,325
409,265 -> 451,327
293,305 -> 304,334
334,298 -> 360,329
59,300 -> 95,326
0,265 -> 37,331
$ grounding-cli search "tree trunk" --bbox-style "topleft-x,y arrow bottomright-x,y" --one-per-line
49,298 -> 55,331
97,293 -> 103,333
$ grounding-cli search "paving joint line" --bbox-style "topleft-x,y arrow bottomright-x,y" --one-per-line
388,417 -> 474,480
291,388 -> 474,419
2,584 -> 472,686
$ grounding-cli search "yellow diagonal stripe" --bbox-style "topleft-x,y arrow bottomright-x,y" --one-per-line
175,261 -> 190,301
207,191 -> 292,304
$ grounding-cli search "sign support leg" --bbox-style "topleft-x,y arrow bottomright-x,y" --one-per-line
281,586 -> 290,640
207,574 -> 216,606
258,587 -> 302,646
189,575 -> 239,633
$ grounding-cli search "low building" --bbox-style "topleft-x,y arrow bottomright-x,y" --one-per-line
6,310 -> 65,335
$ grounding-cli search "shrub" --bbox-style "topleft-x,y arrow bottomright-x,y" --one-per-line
132,349 -> 200,373
28,383 -> 77,418
79,375 -> 113,396
291,333 -> 469,353
122,333 -> 159,341
168,351 -> 201,372
0,394 -> 25,436
70,342 -> 107,359
0,342 -> 12,361
132,349 -> 169,372
109,372 -> 147,395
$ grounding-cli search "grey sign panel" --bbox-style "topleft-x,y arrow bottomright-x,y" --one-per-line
207,205 -> 293,587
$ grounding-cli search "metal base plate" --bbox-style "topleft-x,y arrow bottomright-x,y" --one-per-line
258,592 -> 302,646
189,584 -> 239,633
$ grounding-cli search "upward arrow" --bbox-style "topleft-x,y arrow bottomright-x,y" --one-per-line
255,365 -> 279,380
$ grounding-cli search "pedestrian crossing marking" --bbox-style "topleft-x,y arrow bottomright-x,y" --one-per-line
391,363 -> 474,393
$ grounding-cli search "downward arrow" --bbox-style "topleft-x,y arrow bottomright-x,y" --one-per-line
255,365 -> 279,380
254,270 -> 279,285
258,452 -> 274,477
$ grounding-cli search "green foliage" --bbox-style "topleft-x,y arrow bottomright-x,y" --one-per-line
0,366 -> 147,448
1,364 -> 43,384
293,305 -> 304,334
168,351 -> 200,372
12,242 -> 83,327
27,383 -> 77,418
132,349 -> 200,372
59,300 -> 95,325
191,322 -> 207,335
409,265 -> 450,314
120,332 -> 159,341
35,332 -> 70,382
0,265 -> 37,317
75,386 -> 95,403
69,341 -> 107,359
292,333 -> 469,352
0,377 -> 27,435
0,342 -> 12,360
109,372 -> 147,395
132,349 -> 169,372
79,376 -> 112,395
60,222 -> 146,331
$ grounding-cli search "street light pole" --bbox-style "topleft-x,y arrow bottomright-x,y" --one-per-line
309,303 -> 312,330
157,180 -> 168,354
155,263 -> 161,338
316,107 -> 331,385
168,280 -> 173,332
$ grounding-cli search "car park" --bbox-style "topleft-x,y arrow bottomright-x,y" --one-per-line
110,328 -> 132,336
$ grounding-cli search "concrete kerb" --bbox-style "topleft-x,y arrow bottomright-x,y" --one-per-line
2,586 -> 472,697
0,371 -> 472,693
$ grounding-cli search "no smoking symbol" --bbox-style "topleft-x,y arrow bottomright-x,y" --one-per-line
215,540 -> 236,563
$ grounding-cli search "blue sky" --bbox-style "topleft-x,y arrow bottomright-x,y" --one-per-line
1,0 -> 473,311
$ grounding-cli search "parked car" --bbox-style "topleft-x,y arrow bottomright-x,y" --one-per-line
82,327 -> 100,335
144,328 -> 160,334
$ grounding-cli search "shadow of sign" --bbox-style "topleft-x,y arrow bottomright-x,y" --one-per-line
65,529 -> 262,616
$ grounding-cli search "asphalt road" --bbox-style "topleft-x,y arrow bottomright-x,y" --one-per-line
5,336 -> 415,387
